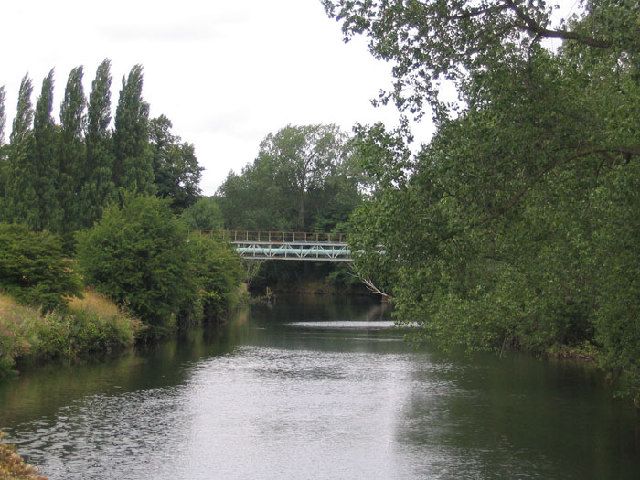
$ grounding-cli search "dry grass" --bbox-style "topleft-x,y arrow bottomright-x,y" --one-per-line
68,290 -> 120,318
0,433 -> 47,480
0,293 -> 19,316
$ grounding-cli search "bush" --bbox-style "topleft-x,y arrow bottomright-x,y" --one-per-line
0,223 -> 82,312
0,292 -> 139,378
185,233 -> 243,324
76,195 -> 195,330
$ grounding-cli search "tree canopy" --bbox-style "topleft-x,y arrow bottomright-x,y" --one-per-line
327,0 -> 640,402
217,124 -> 360,231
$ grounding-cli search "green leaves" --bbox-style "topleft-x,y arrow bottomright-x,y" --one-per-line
335,0 -> 640,400
0,223 -> 82,312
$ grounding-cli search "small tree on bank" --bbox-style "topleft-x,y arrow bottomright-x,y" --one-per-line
76,194 -> 193,330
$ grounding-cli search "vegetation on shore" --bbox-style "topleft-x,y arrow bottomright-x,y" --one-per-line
0,292 -> 140,379
0,432 -> 46,480
325,0 -> 640,403
0,61 -> 244,377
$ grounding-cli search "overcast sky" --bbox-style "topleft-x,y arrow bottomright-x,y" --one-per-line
1,0 -> 436,195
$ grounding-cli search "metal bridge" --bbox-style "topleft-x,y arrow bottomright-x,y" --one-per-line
220,231 -> 352,262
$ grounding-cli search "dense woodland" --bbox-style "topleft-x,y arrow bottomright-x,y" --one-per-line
324,0 -> 640,402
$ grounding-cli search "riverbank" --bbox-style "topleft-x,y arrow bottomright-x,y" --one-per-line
0,292 -> 141,379
2,296 -> 637,479
0,433 -> 46,480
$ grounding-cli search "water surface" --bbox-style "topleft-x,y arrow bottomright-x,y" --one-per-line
1,296 -> 638,479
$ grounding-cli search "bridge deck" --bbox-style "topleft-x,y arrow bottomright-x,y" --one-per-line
206,230 -> 352,262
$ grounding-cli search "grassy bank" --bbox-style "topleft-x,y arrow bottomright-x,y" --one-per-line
0,292 -> 142,379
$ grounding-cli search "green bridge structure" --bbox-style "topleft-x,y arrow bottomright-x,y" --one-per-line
218,231 -> 352,262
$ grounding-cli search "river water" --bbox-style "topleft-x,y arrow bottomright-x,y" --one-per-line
1,296 -> 638,479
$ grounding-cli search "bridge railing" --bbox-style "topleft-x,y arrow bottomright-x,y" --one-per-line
202,230 -> 348,244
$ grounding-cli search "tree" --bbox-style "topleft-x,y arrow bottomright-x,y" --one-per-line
218,124 -> 355,231
0,85 -> 5,146
259,124 -> 347,229
149,114 -> 202,212
0,223 -> 82,312
328,1 -> 640,402
0,86 -> 7,215
113,65 -> 154,195
58,66 -> 86,235
80,59 -> 115,227
76,194 -> 195,329
181,196 -> 224,231
31,69 -> 62,232
5,75 -> 35,224
323,0 -> 639,121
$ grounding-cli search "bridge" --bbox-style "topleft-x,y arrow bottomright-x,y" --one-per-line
219,231 -> 352,262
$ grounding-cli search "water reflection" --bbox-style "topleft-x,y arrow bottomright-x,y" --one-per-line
0,296 -> 638,479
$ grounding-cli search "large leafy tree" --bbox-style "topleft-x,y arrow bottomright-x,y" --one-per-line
218,124 -> 356,231
113,65 -> 154,195
324,0 -> 639,121
149,114 -> 202,212
259,124 -> 348,229
327,1 -> 640,401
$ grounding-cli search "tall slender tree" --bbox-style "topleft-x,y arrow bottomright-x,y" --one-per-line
81,59 -> 115,227
0,85 -> 6,146
57,66 -> 86,234
6,75 -> 36,224
0,86 -> 7,216
113,64 -> 154,194
31,69 -> 61,231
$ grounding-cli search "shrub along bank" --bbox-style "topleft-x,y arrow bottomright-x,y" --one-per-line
0,292 -> 140,378
0,194 -> 244,377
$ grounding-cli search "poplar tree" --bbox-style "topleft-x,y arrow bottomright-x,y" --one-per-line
113,65 -> 154,194
6,75 -> 36,224
58,66 -> 86,233
0,86 -> 7,216
0,85 -> 5,145
31,69 -> 61,231
81,59 -> 115,227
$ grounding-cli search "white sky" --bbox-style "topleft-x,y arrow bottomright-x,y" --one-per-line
1,0 -> 435,195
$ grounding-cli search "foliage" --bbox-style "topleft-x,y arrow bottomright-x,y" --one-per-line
181,197 -> 224,231
5,75 -> 37,226
112,65 -> 154,194
0,292 -> 139,379
0,432 -> 46,480
0,61 -> 202,235
57,66 -> 86,236
149,114 -> 203,212
76,194 -> 193,329
184,233 -> 244,324
80,59 -> 115,228
329,1 -> 640,401
0,224 -> 82,312
217,124 -> 360,231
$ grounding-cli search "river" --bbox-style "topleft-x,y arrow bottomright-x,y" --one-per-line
1,296 -> 638,479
